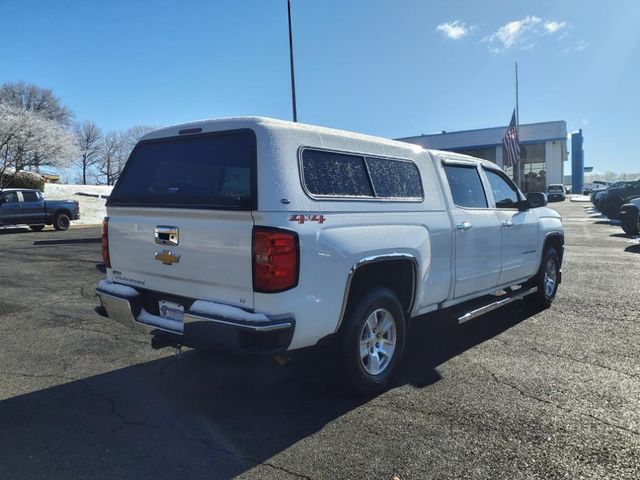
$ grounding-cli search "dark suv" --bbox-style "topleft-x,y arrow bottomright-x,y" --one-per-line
598,180 -> 640,220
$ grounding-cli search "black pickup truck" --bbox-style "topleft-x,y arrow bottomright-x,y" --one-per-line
0,188 -> 80,231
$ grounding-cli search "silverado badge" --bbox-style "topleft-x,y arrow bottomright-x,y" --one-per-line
155,250 -> 181,266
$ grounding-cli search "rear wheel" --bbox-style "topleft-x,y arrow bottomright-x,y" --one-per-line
621,208 -> 640,236
53,212 -> 70,231
526,247 -> 560,309
29,225 -> 45,232
339,287 -> 406,396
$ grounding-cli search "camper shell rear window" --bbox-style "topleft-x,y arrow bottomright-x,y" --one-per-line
108,129 -> 256,210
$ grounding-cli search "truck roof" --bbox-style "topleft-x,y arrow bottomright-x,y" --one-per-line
140,116 -> 427,152
138,116 -> 491,166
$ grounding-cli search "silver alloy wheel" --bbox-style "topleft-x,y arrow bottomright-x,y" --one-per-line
544,258 -> 557,298
359,308 -> 397,376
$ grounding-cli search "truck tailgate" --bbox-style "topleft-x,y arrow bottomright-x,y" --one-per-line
108,207 -> 254,309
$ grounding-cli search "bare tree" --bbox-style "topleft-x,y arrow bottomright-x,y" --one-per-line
0,82 -> 73,126
0,103 -> 76,187
122,125 -> 156,155
97,131 -> 123,185
73,120 -> 103,185
96,125 -> 156,185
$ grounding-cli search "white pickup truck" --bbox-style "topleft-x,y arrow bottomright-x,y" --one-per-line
96,117 -> 564,394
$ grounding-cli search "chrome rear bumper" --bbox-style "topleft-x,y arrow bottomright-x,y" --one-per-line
96,281 -> 294,354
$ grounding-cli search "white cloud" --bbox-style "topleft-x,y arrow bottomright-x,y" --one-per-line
484,16 -> 541,50
436,20 -> 472,40
543,20 -> 567,34
483,16 -> 578,52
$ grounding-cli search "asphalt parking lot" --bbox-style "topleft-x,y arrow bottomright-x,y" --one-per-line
1,201 -> 639,480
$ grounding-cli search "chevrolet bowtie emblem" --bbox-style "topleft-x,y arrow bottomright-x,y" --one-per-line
155,250 -> 181,265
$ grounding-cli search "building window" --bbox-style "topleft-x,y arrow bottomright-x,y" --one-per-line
521,143 -> 546,164
502,142 -> 547,193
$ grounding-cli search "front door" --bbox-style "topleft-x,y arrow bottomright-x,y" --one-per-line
19,190 -> 46,224
483,168 -> 539,284
442,163 -> 502,298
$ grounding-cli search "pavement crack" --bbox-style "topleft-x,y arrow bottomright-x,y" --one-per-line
79,378 -> 163,432
492,337 -> 639,380
482,365 -> 640,437
78,380 -> 312,479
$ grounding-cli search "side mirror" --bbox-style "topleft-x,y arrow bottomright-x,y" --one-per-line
526,192 -> 548,208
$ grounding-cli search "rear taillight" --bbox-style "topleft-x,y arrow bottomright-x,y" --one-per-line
253,227 -> 299,293
102,217 -> 111,268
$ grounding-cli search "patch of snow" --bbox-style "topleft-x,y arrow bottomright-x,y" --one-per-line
137,310 -> 184,333
570,195 -> 591,202
44,184 -> 114,225
189,300 -> 270,323
96,279 -> 139,297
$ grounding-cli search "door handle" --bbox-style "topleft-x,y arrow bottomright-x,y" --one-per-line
456,222 -> 472,231
502,220 -> 514,228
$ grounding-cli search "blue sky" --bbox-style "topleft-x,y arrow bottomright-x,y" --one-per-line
1,0 -> 639,173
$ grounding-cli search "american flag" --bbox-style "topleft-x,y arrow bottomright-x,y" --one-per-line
502,110 -> 520,168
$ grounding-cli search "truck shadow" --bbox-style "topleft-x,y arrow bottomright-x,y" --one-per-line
625,244 -> 640,254
0,302 -> 536,479
32,237 -> 101,246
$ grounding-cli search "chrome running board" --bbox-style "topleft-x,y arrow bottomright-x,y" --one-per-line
457,287 -> 538,324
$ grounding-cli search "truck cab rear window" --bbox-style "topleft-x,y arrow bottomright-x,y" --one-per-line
108,130 -> 256,210
301,149 -> 423,200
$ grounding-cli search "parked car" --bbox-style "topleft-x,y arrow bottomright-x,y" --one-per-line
600,180 -> 640,219
547,184 -> 566,202
0,188 -> 80,231
96,117 -> 564,394
620,198 -> 640,236
592,181 -> 630,212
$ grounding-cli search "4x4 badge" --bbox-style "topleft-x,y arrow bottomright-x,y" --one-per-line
155,250 -> 181,265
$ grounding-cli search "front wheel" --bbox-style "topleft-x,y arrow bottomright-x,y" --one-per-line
339,287 -> 406,396
526,247 -> 560,309
53,213 -> 70,231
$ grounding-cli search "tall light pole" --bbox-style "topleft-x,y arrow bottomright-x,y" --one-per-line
515,61 -> 521,190
287,0 -> 298,122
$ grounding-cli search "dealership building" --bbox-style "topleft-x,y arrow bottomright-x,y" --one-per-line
398,121 -> 570,193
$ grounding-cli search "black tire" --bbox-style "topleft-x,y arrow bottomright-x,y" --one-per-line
526,247 -> 560,309
339,287 -> 406,396
29,225 -> 45,231
53,212 -> 71,231
621,208 -> 640,236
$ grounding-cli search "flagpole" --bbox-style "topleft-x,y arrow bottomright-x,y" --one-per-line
515,61 -> 521,190
287,0 -> 298,122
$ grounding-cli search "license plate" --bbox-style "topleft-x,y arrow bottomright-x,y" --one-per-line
158,300 -> 184,322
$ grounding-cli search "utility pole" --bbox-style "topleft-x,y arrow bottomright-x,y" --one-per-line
287,0 -> 298,122
515,61 -> 521,190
